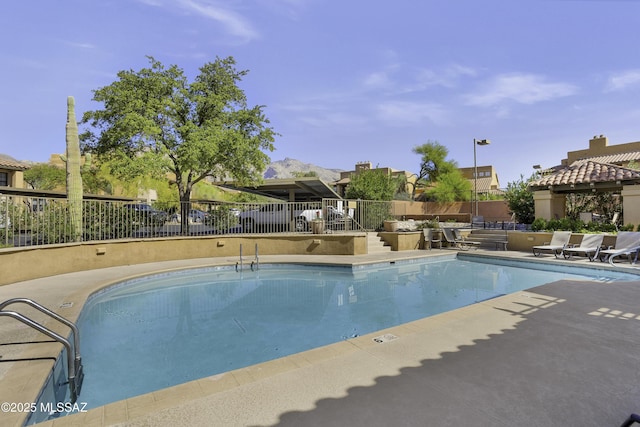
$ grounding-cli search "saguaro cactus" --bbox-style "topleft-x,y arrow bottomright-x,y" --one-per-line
66,96 -> 83,242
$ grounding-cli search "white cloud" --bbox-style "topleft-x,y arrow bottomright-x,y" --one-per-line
297,112 -> 368,128
363,70 -> 395,89
375,101 -> 448,125
135,0 -> 163,6
361,63 -> 478,96
278,101 -> 369,128
256,0 -> 313,20
178,0 -> 258,40
136,0 -> 259,42
606,70 -> 640,92
65,41 -> 96,49
465,73 -> 578,107
414,64 -> 477,89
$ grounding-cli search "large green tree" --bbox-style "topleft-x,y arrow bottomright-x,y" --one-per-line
23,164 -> 66,190
411,140 -> 457,199
345,168 -> 398,201
81,56 -> 276,231
425,169 -> 472,202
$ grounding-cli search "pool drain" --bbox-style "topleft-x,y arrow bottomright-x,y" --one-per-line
372,333 -> 398,343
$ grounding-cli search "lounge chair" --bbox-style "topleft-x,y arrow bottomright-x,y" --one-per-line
532,231 -> 572,258
611,212 -> 620,231
620,413 -> 640,427
452,228 -> 481,248
562,233 -> 604,261
598,231 -> 640,265
442,228 -> 479,250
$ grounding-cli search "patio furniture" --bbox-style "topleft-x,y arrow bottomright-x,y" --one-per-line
532,231 -> 572,258
562,233 -> 604,261
598,231 -> 640,265
442,228 -> 479,250
620,413 -> 640,427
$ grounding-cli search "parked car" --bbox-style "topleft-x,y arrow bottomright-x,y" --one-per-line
124,203 -> 168,226
324,205 -> 356,230
171,209 -> 211,224
238,204 -> 320,232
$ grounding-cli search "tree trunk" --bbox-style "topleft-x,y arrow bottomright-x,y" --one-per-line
179,191 -> 191,235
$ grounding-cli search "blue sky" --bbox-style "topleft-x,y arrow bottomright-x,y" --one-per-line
2,0 -> 640,185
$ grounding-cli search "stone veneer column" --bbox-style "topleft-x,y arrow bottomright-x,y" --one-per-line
621,186 -> 640,228
533,190 -> 566,220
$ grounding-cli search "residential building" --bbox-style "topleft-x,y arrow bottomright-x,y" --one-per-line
0,153 -> 28,188
333,161 -> 418,198
458,165 -> 502,197
563,134 -> 640,167
334,161 -> 503,200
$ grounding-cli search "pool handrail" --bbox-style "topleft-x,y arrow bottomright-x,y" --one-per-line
0,298 -> 84,403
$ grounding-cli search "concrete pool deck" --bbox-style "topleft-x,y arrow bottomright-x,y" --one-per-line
2,249 -> 640,426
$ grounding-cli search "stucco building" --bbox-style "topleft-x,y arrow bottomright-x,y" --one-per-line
0,154 -> 28,189
458,165 -> 502,197
333,161 -> 418,198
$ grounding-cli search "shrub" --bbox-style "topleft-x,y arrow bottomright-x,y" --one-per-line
531,217 -> 547,232
504,175 -> 535,224
546,218 -> 562,231
619,223 -> 635,232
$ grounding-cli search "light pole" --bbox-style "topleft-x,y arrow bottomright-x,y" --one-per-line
533,164 -> 542,178
473,138 -> 490,219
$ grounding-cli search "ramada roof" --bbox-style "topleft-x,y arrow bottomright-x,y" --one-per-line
529,159 -> 640,192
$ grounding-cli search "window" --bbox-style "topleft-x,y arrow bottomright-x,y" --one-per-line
0,172 -> 8,187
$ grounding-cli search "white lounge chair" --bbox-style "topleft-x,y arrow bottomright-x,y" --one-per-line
562,234 -> 604,261
532,231 -> 572,258
598,231 -> 640,265
442,228 -> 479,250
452,229 -> 481,248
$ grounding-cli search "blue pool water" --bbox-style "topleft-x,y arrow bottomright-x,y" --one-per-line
68,256 -> 640,410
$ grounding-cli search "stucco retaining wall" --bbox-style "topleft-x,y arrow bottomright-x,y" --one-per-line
0,234 -> 367,286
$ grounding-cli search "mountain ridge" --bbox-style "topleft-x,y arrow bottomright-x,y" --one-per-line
264,157 -> 344,182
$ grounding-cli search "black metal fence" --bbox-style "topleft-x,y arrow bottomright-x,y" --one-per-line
0,195 -> 404,248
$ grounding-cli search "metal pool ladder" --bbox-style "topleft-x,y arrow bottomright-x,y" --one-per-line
0,298 -> 84,403
236,243 -> 259,272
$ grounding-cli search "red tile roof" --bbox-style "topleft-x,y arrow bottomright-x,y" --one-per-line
529,160 -> 640,189
0,154 -> 28,170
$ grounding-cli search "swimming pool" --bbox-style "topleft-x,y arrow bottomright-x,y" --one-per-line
31,254 -> 640,421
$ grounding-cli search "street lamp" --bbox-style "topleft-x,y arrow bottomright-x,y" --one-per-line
473,138 -> 490,219
533,164 -> 542,178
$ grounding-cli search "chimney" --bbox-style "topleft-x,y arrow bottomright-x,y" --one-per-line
589,134 -> 608,149
355,161 -> 372,173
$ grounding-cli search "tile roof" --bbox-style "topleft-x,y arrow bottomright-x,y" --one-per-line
529,160 -> 640,188
0,154 -> 28,170
575,151 -> 640,165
